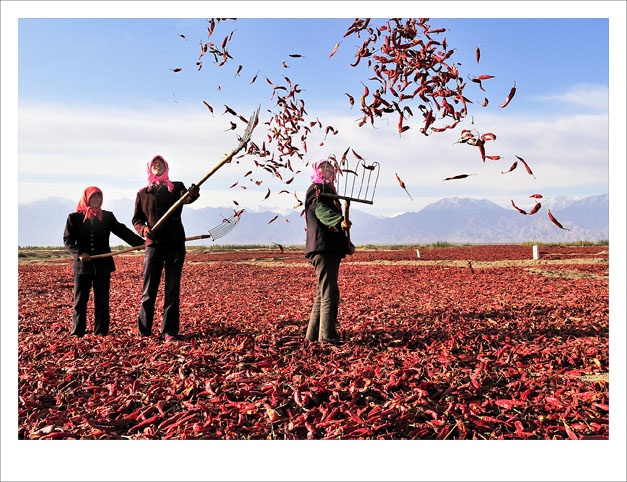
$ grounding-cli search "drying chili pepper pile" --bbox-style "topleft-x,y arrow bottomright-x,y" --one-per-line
18,245 -> 608,440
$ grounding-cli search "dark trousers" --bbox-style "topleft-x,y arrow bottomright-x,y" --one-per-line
138,242 -> 185,337
306,252 -> 341,342
71,272 -> 111,336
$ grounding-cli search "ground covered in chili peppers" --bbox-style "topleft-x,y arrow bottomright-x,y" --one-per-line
18,245 -> 609,440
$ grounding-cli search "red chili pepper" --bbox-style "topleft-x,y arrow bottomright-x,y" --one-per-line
528,202 -> 541,215
442,173 -> 476,181
547,209 -> 569,230
499,81 -> 517,108
395,173 -> 413,200
515,155 -> 536,178
501,161 -> 518,174
128,415 -> 159,432
475,46 -> 481,63
511,200 -> 527,215
529,193 -> 543,199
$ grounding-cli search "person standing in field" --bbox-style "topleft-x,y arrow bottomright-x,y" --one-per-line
304,159 -> 354,345
64,186 -> 145,337
132,155 -> 199,342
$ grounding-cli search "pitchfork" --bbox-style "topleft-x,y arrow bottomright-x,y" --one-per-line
149,104 -> 261,236
89,212 -> 243,260
318,158 -> 380,251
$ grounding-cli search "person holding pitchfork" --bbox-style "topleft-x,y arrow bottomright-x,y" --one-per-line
64,186 -> 145,337
304,159 -> 354,346
132,155 -> 200,342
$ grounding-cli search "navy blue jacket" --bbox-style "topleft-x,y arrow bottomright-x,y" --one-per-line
304,183 -> 350,259
64,210 -> 145,275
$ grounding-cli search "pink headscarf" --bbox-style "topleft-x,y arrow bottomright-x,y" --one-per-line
310,159 -> 336,191
147,155 -> 174,192
76,186 -> 104,222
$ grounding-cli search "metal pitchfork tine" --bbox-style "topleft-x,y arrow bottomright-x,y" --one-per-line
149,104 -> 261,236
319,158 -> 380,253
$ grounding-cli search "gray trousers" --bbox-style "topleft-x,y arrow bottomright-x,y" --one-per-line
306,252 -> 341,342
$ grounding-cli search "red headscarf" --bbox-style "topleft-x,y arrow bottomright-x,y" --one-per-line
76,186 -> 103,222
147,155 -> 174,192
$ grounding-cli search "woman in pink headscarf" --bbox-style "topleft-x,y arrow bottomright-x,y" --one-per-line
64,186 -> 144,337
132,155 -> 200,342
303,159 -> 354,346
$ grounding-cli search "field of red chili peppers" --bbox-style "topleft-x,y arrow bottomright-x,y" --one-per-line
18,244 -> 609,440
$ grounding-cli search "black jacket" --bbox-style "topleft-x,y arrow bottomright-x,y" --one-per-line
132,181 -> 199,244
64,210 -> 145,275
304,183 -> 350,259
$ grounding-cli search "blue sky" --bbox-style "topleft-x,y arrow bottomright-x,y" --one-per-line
10,6 -> 622,220
2,2 -> 627,481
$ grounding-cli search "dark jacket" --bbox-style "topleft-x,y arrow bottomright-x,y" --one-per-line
132,181 -> 199,244
64,210 -> 145,275
304,183 -> 350,259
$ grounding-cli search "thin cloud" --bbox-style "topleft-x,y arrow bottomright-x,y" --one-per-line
18,101 -> 608,216
530,84 -> 608,113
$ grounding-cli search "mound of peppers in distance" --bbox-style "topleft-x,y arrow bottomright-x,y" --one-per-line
18,245 -> 608,439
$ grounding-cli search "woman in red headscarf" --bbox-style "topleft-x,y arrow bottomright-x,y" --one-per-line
132,155 -> 200,342
304,159 -> 354,345
63,186 -> 145,337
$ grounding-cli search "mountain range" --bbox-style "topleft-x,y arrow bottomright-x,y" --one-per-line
17,194 -> 609,247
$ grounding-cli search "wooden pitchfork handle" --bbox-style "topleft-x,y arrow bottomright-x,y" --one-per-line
88,234 -> 212,260
149,105 -> 260,236
343,199 -> 355,255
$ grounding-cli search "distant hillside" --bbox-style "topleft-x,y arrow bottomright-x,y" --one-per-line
18,194 -> 609,247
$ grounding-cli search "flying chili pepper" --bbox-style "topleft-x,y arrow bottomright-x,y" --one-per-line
351,149 -> 365,161
480,98 -> 489,107
281,61 -> 289,68
250,70 -> 260,84
267,215 -> 279,224
340,146 -> 350,165
499,81 -> 517,108
515,155 -> 536,178
395,173 -> 413,201
288,54 -> 304,58
264,188 -> 271,200
443,173 -> 476,181
169,67 -> 182,72
229,181 -> 238,188
548,209 -> 569,230
511,200 -> 527,215
501,161 -> 517,174
345,93 -> 355,107
529,194 -> 543,199
179,34 -> 187,41
223,104 -> 238,116
234,65 -> 242,77
329,42 -> 341,58
273,242 -> 285,253
225,122 -> 237,131
481,133 -> 496,141
476,46 -> 480,63
529,202 -> 542,215
202,101 -> 214,115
